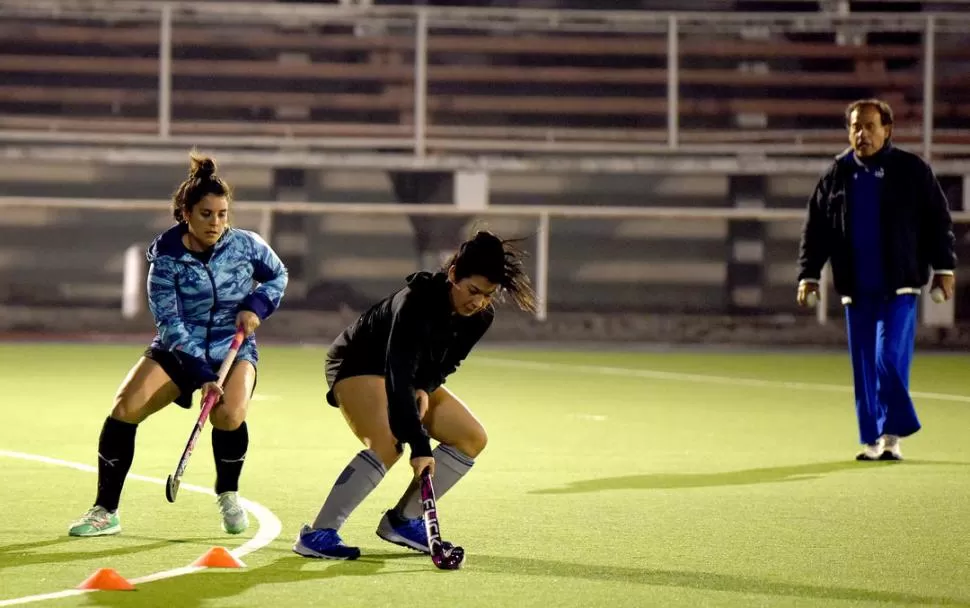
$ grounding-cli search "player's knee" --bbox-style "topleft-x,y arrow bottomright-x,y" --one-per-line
459,424 -> 488,458
111,391 -> 149,423
367,438 -> 402,469
209,404 -> 246,431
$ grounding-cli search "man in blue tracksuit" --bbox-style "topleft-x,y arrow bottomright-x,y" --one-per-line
797,99 -> 956,461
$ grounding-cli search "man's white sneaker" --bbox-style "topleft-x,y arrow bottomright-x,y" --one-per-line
856,437 -> 885,461
880,434 -> 903,460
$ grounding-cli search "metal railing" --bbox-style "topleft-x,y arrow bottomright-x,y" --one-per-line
0,196 -> 967,324
1,2 -> 970,172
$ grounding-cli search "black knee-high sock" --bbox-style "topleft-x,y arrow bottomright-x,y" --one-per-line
94,417 -> 138,512
212,422 -> 249,495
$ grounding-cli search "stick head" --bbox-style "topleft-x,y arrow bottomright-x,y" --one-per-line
165,474 -> 180,503
420,468 -> 465,570
432,543 -> 465,570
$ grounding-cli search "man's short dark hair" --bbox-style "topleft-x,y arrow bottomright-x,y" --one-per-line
845,98 -> 894,127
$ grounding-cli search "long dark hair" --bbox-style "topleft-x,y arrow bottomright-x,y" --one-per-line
172,151 -> 232,224
443,230 -> 538,313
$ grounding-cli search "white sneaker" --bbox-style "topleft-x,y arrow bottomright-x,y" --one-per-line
217,491 -> 249,534
881,435 -> 903,460
856,437 -> 885,461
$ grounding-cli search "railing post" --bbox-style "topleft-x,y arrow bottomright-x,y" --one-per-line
414,8 -> 429,158
158,3 -> 173,139
536,212 -> 550,322
922,14 -> 936,161
122,244 -> 145,319
259,208 -> 274,244
667,13 -> 679,150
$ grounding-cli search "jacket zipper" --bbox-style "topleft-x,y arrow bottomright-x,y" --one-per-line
203,262 -> 218,366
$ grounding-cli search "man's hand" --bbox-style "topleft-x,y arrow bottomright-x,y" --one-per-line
931,273 -> 956,301
797,281 -> 820,307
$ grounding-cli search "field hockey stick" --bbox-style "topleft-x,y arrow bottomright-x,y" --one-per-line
420,467 -> 465,570
165,328 -> 246,503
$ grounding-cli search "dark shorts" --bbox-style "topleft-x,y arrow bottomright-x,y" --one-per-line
324,357 -> 383,408
144,347 -> 258,409
326,357 -> 404,454
324,357 -> 341,407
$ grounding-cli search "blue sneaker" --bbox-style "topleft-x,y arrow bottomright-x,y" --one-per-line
292,524 -> 360,560
376,510 -> 429,554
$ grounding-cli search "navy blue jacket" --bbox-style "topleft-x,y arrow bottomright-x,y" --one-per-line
147,225 -> 288,386
798,143 -> 956,299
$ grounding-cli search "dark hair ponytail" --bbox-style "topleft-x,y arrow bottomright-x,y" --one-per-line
444,230 -> 537,313
172,151 -> 232,223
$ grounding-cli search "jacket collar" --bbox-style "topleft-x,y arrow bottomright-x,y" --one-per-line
146,223 -> 232,263
836,141 -> 894,167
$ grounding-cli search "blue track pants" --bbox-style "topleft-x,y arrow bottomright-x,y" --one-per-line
844,294 -> 921,445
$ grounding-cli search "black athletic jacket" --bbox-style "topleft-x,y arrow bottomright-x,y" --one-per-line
327,271 -> 494,458
798,143 -> 956,299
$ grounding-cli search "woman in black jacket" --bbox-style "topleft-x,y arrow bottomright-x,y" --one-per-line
294,230 -> 536,560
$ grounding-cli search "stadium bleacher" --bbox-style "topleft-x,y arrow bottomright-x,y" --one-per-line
0,1 -> 968,148
0,1 -> 967,322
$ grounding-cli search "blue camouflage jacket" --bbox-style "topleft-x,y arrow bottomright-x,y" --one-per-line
146,224 -> 288,386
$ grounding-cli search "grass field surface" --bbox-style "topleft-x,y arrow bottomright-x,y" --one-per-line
1,343 -> 968,607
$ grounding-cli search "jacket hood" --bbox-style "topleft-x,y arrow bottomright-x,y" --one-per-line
405,271 -> 454,313
405,271 -> 444,288
146,224 -> 232,263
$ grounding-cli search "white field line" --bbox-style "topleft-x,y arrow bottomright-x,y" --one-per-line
0,450 -> 282,607
476,357 -> 970,404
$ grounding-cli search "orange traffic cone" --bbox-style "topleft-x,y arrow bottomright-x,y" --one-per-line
76,568 -> 135,591
191,546 -> 246,568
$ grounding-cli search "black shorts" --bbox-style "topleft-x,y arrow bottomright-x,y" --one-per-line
144,347 -> 258,409
324,357 -> 384,408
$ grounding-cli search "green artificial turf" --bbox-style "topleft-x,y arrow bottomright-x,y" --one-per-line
1,343 -> 968,607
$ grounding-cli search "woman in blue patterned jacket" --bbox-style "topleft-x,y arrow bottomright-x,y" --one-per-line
68,153 -> 288,538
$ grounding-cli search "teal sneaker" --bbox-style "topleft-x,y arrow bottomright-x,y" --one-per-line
217,491 -> 249,534
68,506 -> 121,537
